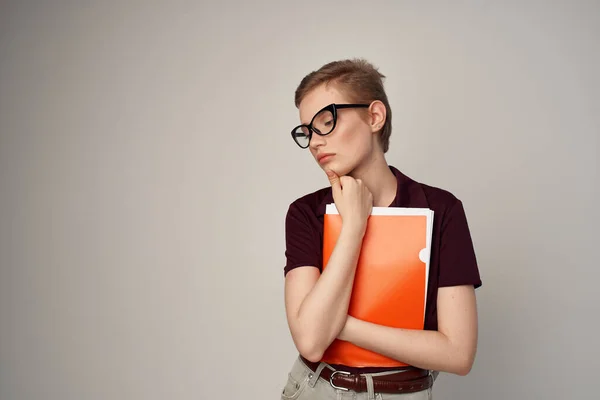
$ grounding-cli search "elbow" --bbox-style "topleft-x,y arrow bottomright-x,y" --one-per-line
296,337 -> 325,363
454,363 -> 472,376
453,354 -> 475,376
300,349 -> 324,363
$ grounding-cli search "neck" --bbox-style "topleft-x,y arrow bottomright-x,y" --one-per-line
349,152 -> 397,207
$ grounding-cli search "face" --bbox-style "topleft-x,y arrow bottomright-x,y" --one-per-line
297,84 -> 378,176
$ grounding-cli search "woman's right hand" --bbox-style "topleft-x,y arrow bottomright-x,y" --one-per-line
326,170 -> 373,234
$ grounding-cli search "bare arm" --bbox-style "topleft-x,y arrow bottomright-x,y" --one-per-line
337,285 -> 478,375
285,224 -> 364,362
284,171 -> 372,362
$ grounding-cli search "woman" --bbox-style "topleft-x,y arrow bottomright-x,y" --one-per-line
282,59 -> 482,400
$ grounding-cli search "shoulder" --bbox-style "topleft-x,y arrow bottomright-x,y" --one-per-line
401,171 -> 464,223
410,178 -> 474,234
396,166 -> 461,212
286,186 -> 332,218
419,181 -> 461,210
391,165 -> 460,211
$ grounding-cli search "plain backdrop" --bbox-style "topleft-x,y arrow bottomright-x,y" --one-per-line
0,1 -> 598,399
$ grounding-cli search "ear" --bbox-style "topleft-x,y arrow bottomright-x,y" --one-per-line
368,100 -> 386,133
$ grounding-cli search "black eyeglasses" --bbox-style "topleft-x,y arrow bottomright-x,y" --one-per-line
291,103 -> 370,148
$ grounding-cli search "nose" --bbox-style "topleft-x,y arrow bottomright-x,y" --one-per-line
309,131 -> 326,150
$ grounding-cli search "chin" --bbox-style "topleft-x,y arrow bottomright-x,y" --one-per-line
323,161 -> 352,177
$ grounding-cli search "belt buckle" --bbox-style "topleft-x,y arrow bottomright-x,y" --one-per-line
329,370 -> 351,391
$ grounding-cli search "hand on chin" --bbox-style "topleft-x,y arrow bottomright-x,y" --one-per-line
322,162 -> 351,178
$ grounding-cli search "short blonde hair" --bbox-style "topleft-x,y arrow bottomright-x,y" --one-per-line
295,58 -> 393,153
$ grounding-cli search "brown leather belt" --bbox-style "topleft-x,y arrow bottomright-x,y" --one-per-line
301,357 -> 433,394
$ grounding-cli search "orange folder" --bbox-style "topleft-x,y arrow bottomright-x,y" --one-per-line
321,204 -> 434,368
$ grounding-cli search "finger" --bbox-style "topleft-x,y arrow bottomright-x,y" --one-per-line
326,170 -> 342,195
340,176 -> 354,186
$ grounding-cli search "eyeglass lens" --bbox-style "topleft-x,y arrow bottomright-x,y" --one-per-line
292,108 -> 335,148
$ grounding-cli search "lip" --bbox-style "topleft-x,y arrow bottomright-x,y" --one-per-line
317,153 -> 335,163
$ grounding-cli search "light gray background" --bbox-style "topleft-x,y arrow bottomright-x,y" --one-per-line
0,1 -> 598,399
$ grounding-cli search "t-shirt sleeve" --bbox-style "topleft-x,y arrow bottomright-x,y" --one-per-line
438,199 -> 482,288
284,202 -> 321,276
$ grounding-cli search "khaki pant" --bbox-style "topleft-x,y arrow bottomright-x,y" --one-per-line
281,356 -> 435,400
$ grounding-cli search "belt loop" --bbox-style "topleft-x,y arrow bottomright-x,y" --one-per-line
308,362 -> 328,388
365,374 -> 375,400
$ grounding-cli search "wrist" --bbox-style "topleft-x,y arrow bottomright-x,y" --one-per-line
341,219 -> 367,238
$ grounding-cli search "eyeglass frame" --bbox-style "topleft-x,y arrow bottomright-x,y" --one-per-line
291,103 -> 371,148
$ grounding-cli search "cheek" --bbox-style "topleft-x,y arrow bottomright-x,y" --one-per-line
332,127 -> 373,168
336,118 -> 369,146
344,126 -> 373,155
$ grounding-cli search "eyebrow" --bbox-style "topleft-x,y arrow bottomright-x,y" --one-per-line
300,105 -> 325,125
300,115 -> 311,126
300,109 -> 317,125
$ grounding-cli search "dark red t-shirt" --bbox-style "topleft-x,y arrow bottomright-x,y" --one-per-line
283,165 -> 482,372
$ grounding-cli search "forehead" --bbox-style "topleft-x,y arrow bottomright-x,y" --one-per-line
298,83 -> 350,124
